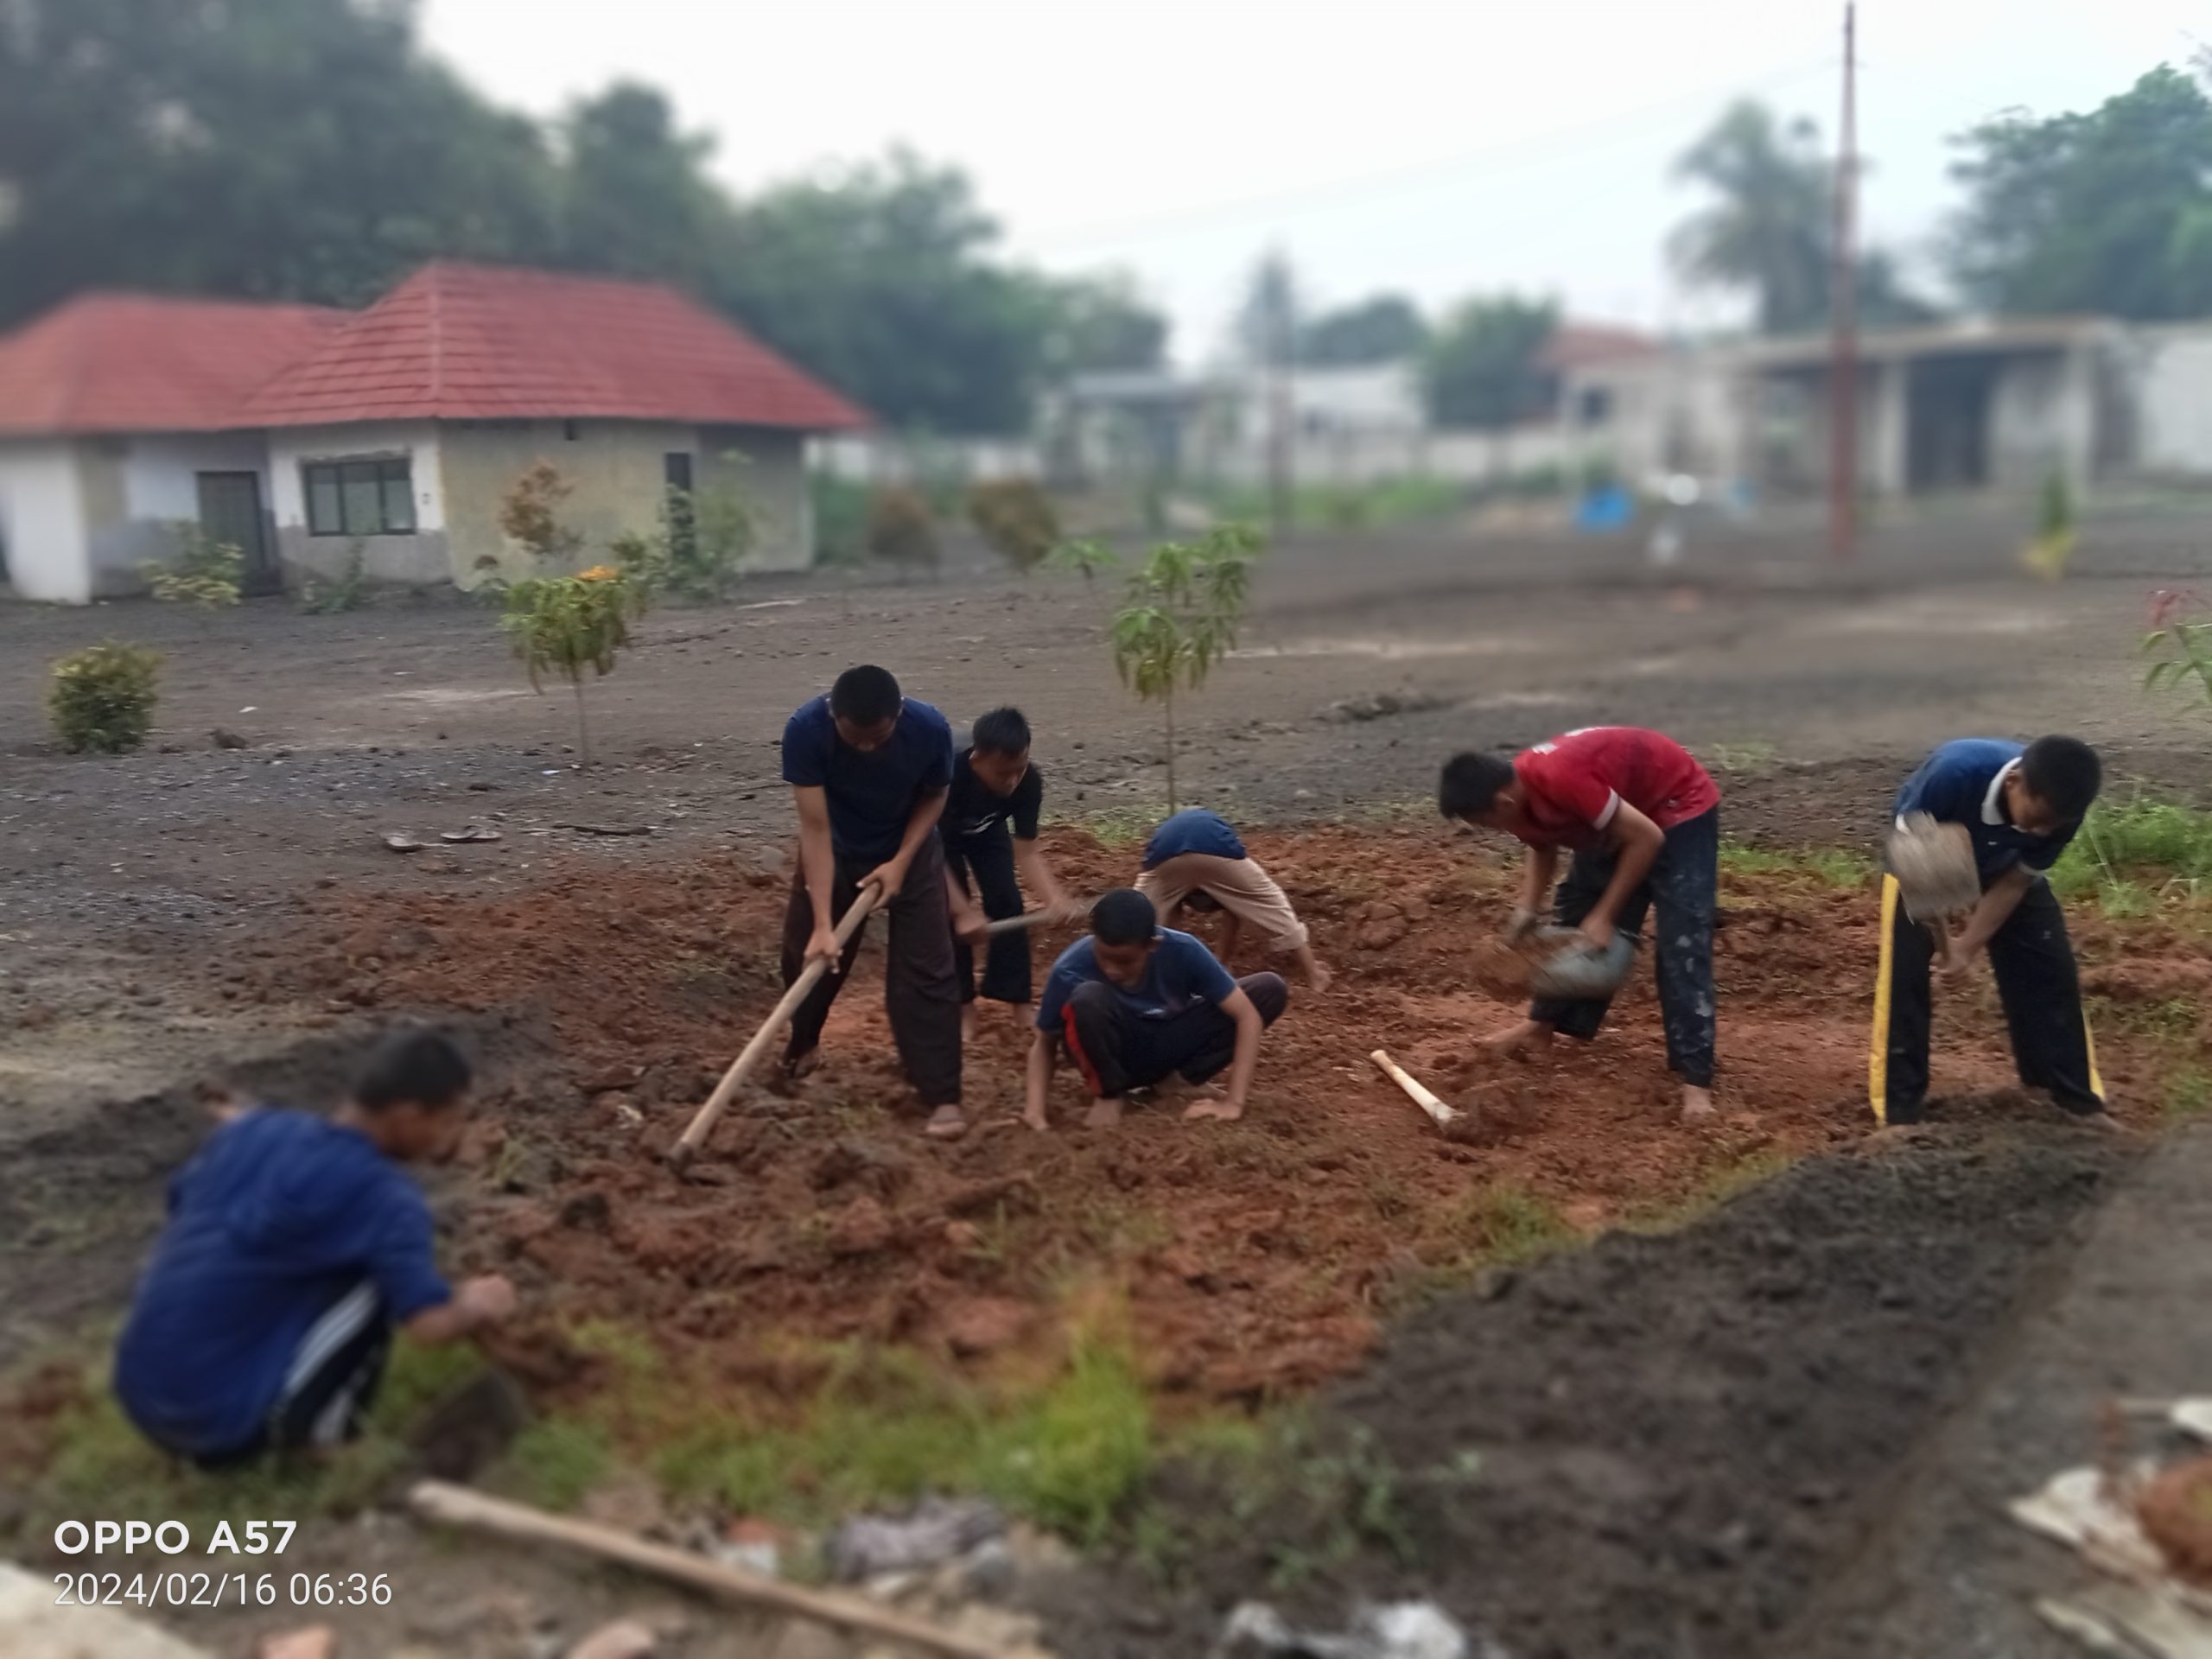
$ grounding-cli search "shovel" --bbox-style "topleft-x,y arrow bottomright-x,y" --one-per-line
670,881 -> 880,1173
1522,925 -> 1637,1001
1887,811 -> 1980,923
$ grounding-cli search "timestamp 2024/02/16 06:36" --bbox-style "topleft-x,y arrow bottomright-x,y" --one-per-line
54,1569 -> 395,1611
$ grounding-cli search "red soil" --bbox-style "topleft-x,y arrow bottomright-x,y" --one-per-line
253,826 -> 2188,1414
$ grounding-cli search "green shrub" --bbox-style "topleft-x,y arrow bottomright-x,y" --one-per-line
499,565 -> 646,765
299,540 -> 368,614
967,479 -> 1062,572
867,486 -> 939,570
810,474 -> 870,567
143,525 -> 242,607
49,642 -> 161,753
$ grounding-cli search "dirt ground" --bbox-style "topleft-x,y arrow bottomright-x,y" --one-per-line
4,512 -> 2212,1656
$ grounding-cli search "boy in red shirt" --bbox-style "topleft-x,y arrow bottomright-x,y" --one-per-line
1438,728 -> 1721,1122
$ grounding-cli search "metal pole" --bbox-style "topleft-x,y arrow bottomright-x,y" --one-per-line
1268,293 -> 1294,541
1828,0 -> 1859,560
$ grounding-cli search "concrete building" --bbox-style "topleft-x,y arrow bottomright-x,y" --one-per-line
1556,316 -> 2212,499
0,264 -> 864,604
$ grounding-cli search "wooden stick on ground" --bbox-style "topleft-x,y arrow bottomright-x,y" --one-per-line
1370,1047 -> 1468,1135
408,1482 -> 1012,1659
671,884 -> 879,1173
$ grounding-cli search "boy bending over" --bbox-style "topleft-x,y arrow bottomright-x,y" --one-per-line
113,1029 -> 515,1467
1439,727 -> 1721,1122
1135,808 -> 1332,990
1872,735 -> 2112,1128
1025,888 -> 1288,1130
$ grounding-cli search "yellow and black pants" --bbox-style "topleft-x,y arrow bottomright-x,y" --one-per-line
1869,874 -> 2104,1124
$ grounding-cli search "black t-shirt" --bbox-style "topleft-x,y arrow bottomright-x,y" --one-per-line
943,749 -> 1043,842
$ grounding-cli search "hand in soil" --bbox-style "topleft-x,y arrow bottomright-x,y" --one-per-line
1183,1096 -> 1245,1122
1485,1019 -> 1554,1060
1679,1085 -> 1717,1123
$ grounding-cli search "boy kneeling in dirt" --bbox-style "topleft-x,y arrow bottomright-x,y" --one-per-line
1439,727 -> 1721,1122
1024,888 -> 1287,1130
112,1029 -> 516,1468
1872,735 -> 2113,1128
939,706 -> 1081,1043
1134,807 -> 1333,990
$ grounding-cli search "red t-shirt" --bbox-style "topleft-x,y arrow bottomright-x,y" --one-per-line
1511,728 -> 1719,849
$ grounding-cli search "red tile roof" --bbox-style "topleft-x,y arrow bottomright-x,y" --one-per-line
238,263 -> 868,431
0,294 -> 342,436
1537,322 -> 1663,373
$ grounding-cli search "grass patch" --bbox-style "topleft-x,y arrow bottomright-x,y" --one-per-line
3,1337 -> 487,1551
2052,798 -> 2212,906
1624,1147 -> 1796,1234
1717,842 -> 1872,888
1701,740 -> 1779,777
1044,804 -> 1167,850
2162,1066 -> 2212,1124
1398,1181 -> 1578,1302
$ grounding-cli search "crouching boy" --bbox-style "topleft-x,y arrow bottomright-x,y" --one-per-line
1872,735 -> 2112,1127
1024,888 -> 1288,1130
113,1029 -> 516,1467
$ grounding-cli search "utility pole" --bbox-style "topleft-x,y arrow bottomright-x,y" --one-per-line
1268,285 -> 1294,543
1827,0 -> 1859,561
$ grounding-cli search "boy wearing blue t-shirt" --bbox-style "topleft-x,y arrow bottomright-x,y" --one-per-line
1872,734 -> 2112,1127
1024,888 -> 1288,1131
113,1030 -> 515,1468
781,664 -> 966,1136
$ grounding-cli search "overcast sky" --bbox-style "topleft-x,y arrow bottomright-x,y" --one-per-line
421,0 -> 2206,364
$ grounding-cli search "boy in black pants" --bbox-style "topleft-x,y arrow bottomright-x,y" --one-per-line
940,707 -> 1077,1042
1872,734 -> 2112,1127
1025,889 -> 1288,1131
113,1029 -> 516,1467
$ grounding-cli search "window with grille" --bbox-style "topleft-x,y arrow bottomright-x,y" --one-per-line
302,458 -> 416,537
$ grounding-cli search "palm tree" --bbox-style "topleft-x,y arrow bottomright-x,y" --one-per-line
1669,101 -> 1833,335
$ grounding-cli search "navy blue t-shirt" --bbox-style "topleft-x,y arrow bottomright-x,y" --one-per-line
1141,809 -> 1247,869
782,695 -> 955,863
1036,927 -> 1239,1032
113,1109 -> 450,1459
1892,738 -> 2079,886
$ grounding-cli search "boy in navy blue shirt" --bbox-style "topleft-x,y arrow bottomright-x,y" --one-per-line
1024,888 -> 1288,1131
781,664 -> 966,1136
1872,734 -> 2111,1127
113,1029 -> 515,1467
938,706 -> 1078,1042
1134,808 -> 1332,990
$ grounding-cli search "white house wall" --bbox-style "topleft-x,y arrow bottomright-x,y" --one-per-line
78,431 -> 276,594
0,440 -> 90,602
2135,327 -> 2212,476
266,422 -> 448,586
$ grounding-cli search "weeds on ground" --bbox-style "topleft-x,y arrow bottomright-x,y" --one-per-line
1624,1147 -> 1796,1234
299,541 -> 369,613
1395,1181 -> 1577,1305
2161,1066 -> 2212,1124
2052,798 -> 2212,912
1701,740 -> 1780,777
1042,804 -> 1167,849
3,1338 -> 485,1551
1717,842 -> 1872,888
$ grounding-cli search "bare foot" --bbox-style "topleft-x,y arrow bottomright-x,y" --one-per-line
925,1104 -> 969,1141
1678,1085 -> 1717,1123
1484,1020 -> 1554,1060
1020,1109 -> 1050,1134
1084,1097 -> 1124,1130
780,1046 -> 822,1082
960,1004 -> 978,1045
1182,1097 -> 1244,1122
1307,960 -> 1335,994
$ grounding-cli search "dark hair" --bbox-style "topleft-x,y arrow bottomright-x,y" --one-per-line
1089,887 -> 1159,947
2021,734 -> 2101,823
354,1028 -> 473,1112
1438,751 -> 1517,819
970,706 -> 1031,757
830,664 -> 902,726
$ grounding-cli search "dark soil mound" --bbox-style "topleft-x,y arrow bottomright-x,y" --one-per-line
1037,1126 -> 2134,1659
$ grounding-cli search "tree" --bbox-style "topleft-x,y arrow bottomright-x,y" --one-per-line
556,83 -> 729,289
1299,295 -> 1427,365
500,565 -> 645,766
715,150 -> 1049,433
0,0 -> 559,326
1039,272 -> 1169,377
1947,65 -> 2212,321
1423,295 -> 1558,429
1109,524 -> 1262,812
1670,101 -> 1831,335
1235,251 -> 1300,369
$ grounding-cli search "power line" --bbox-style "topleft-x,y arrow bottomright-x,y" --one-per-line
1022,53 -> 1836,254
